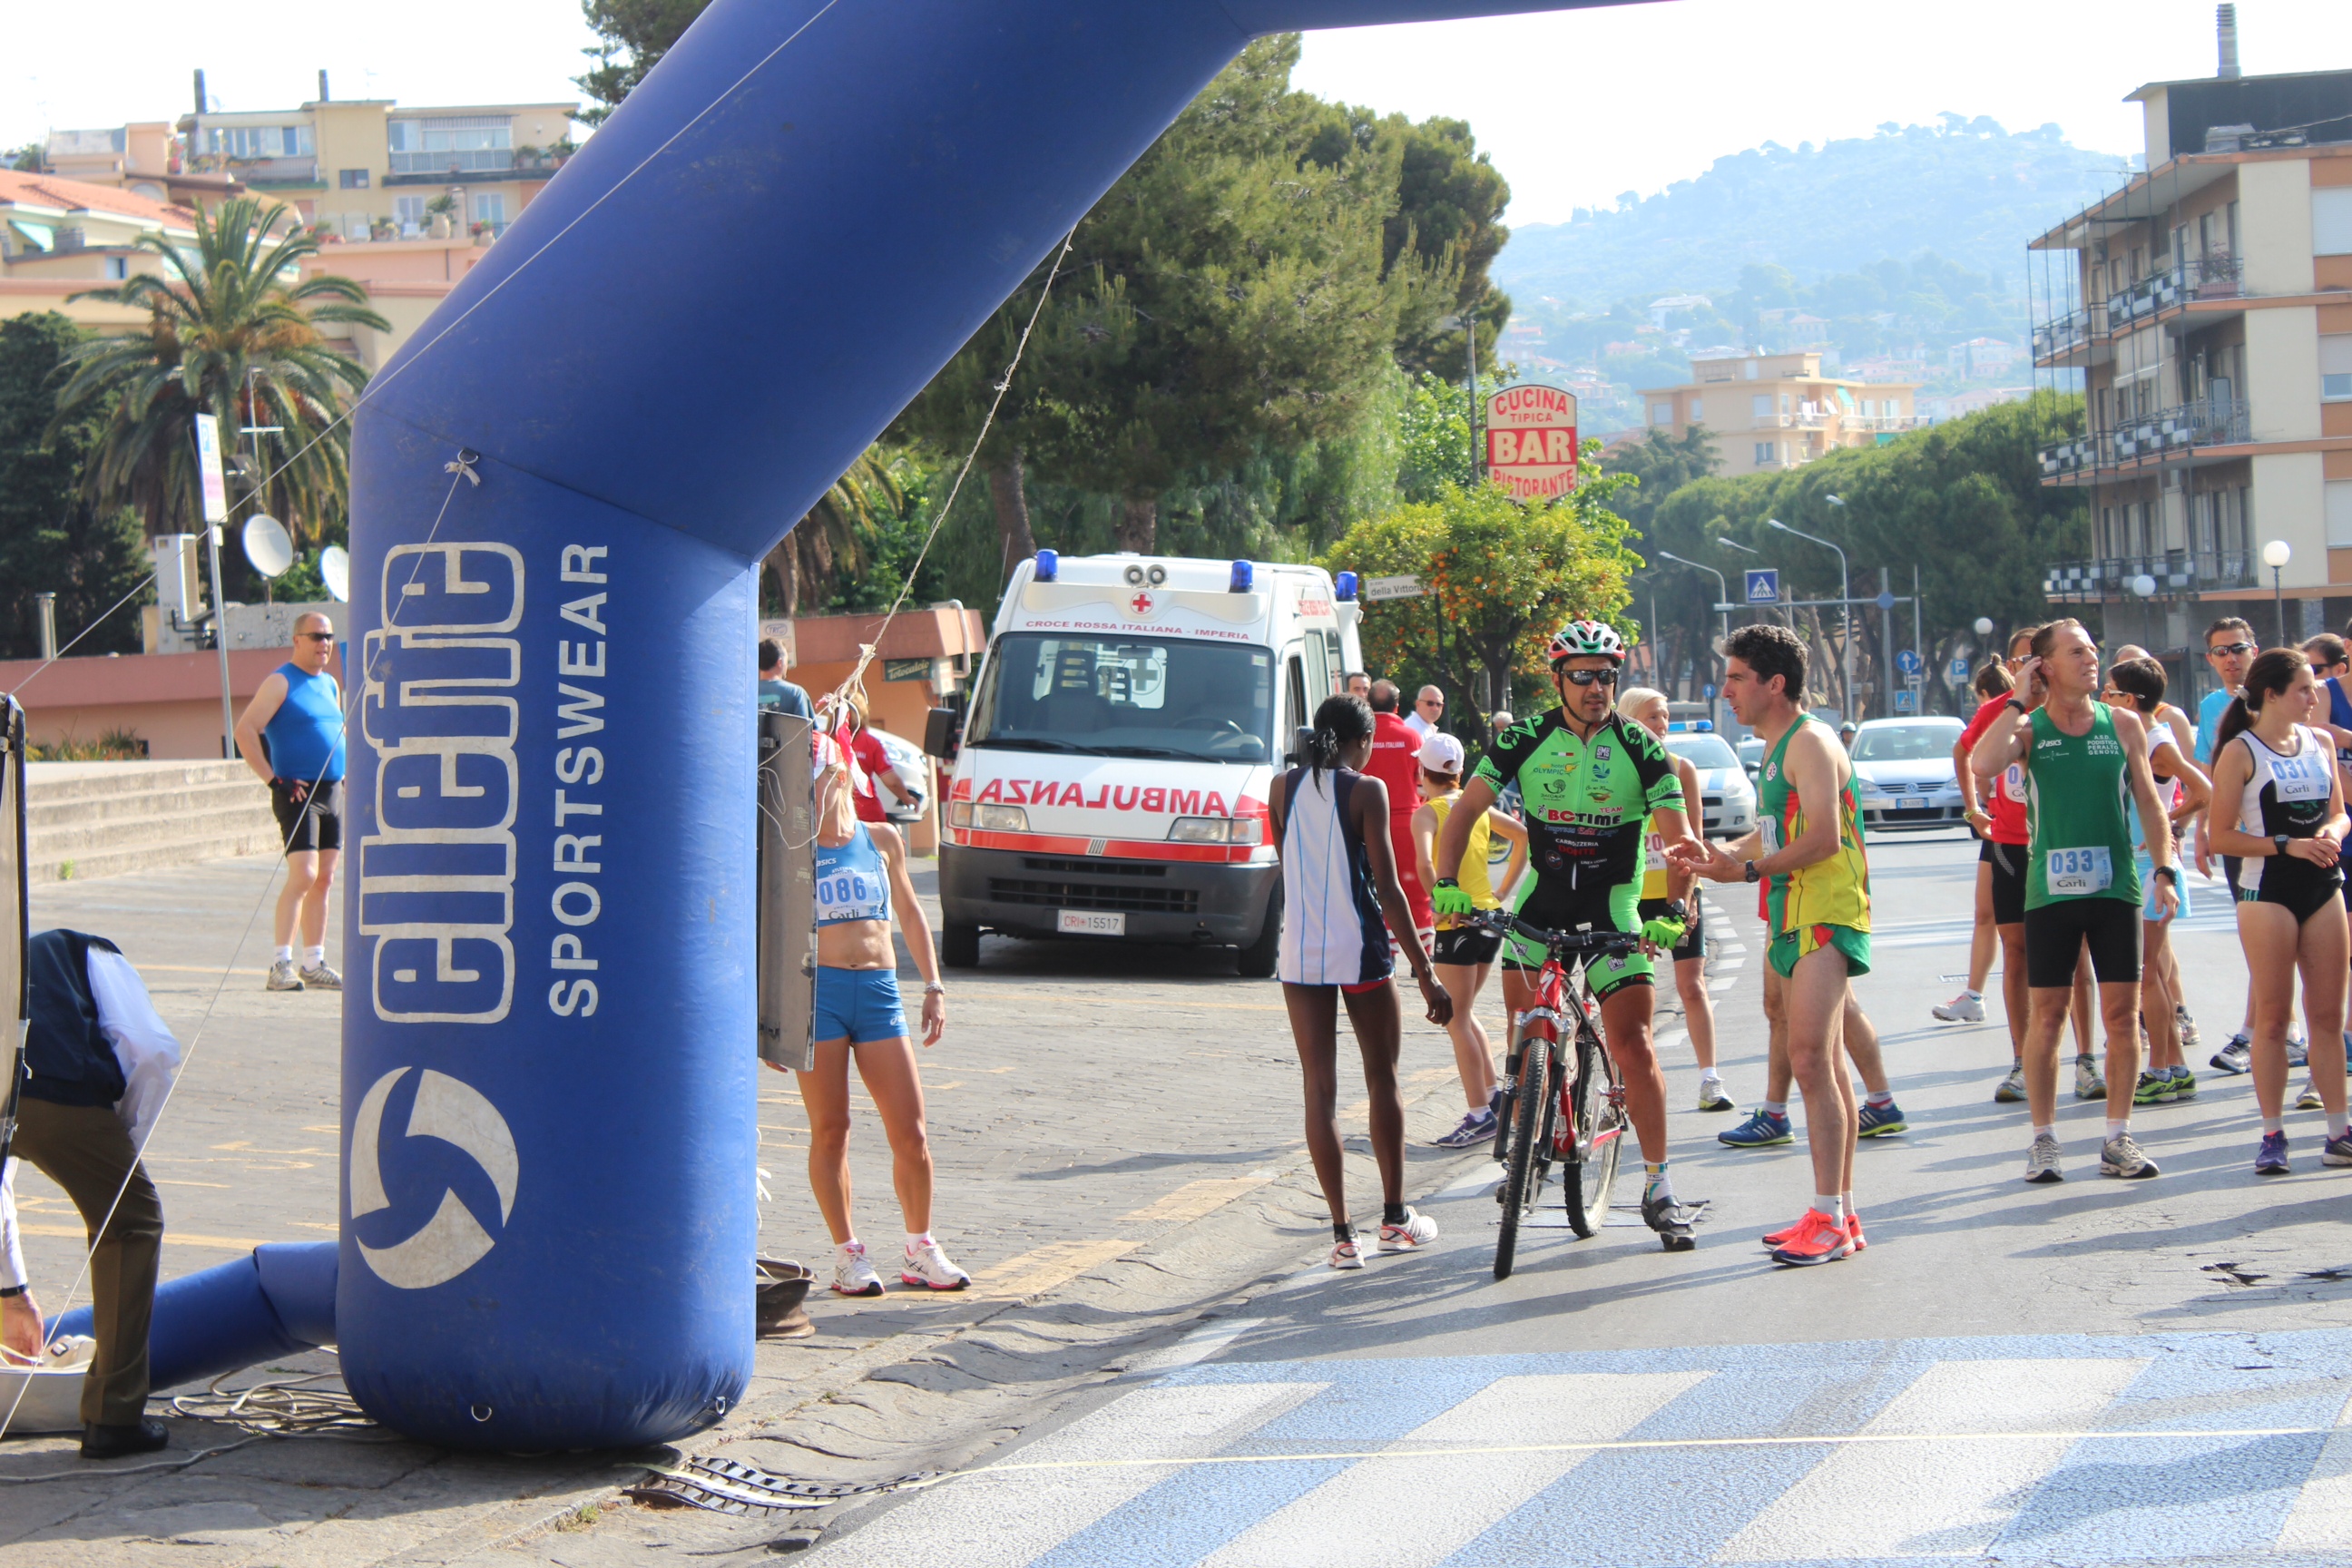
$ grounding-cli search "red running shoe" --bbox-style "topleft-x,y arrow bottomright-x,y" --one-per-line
1846,1211 -> 1867,1251
1769,1209 -> 1854,1267
1760,1212 -> 1809,1250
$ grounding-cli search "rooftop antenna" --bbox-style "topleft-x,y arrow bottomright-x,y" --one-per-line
191,68 -> 206,116
318,69 -> 330,103
2217,4 -> 2241,79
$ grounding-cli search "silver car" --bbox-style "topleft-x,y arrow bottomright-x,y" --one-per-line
865,723 -> 930,825
1849,717 -> 1968,833
1662,730 -> 1756,840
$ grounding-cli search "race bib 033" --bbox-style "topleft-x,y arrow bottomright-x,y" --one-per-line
2046,846 -> 2113,897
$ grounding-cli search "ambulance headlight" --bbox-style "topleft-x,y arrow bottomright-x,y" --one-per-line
1170,816 -> 1263,845
952,803 -> 1030,832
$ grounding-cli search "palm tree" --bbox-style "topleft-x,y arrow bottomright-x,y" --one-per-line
52,196 -> 388,551
762,449 -> 907,616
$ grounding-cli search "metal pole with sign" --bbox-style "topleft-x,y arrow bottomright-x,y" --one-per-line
192,413 -> 236,758
755,710 -> 818,1071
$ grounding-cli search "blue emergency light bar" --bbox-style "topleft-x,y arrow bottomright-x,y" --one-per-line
1034,549 -> 1058,583
1230,559 -> 1253,593
1334,571 -> 1358,601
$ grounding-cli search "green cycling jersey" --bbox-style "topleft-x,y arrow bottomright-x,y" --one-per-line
1471,708 -> 1683,897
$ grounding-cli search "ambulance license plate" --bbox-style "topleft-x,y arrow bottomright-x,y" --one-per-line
1058,910 -> 1125,936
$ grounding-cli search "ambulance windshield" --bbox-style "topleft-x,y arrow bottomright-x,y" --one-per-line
966,635 -> 1274,763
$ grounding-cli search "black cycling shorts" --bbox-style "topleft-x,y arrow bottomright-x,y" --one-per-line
2024,897 -> 2139,987
1984,838 -> 2028,926
271,779 -> 343,855
1431,925 -> 1503,967
1637,897 -> 1706,964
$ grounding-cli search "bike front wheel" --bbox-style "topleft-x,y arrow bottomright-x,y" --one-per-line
1562,1024 -> 1626,1240
1494,1034 -> 1553,1280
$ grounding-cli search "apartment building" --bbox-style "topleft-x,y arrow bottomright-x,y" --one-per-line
1636,350 -> 1921,476
2028,39 -> 2352,691
171,71 -> 577,241
0,170 -> 206,336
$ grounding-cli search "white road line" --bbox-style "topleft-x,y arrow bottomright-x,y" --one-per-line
1716,1357 -> 2147,1561
1196,1372 -> 1710,1568
2278,1382 -> 2352,1549
830,1382 -> 1319,1567
1123,1318 -> 1269,1376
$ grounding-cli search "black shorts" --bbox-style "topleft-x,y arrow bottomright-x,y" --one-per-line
2023,897 -> 2140,987
2237,858 -> 2346,925
1637,897 -> 1706,964
1985,838 -> 2028,926
1431,925 -> 1503,967
271,778 -> 344,854
2223,855 -> 2242,896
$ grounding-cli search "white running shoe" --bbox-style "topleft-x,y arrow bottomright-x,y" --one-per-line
1328,1235 -> 1365,1269
2100,1132 -> 2159,1180
2074,1055 -> 2107,1101
2024,1132 -> 2064,1184
2176,1005 -> 2200,1048
266,958 -> 304,992
1932,991 -> 1985,1023
2288,1029 -> 2311,1069
1377,1208 -> 1440,1251
830,1241 -> 885,1298
299,960 -> 342,991
1994,1064 -> 2027,1103
2211,1036 -> 2251,1074
900,1238 -> 971,1291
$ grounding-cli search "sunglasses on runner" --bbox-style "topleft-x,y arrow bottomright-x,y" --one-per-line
2209,642 -> 2255,657
1559,668 -> 1620,688
298,631 -> 335,642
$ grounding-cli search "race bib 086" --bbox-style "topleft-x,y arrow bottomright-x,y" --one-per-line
2046,846 -> 2113,897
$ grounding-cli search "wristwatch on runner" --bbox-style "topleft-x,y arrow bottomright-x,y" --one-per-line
2152,865 -> 2179,884
1743,860 -> 1761,884
2274,834 -> 2292,857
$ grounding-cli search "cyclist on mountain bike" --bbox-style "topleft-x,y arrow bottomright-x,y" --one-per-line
1432,619 -> 1704,1247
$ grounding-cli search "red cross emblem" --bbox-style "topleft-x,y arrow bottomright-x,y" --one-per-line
1129,591 -> 1155,614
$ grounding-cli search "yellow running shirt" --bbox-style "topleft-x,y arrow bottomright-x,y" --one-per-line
1427,794 -> 1496,928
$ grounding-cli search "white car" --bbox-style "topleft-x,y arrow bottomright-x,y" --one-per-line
1661,730 -> 1756,839
864,724 -> 930,825
1849,717 -> 1968,832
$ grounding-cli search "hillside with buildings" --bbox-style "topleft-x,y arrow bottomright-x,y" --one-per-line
1493,117 -> 2132,432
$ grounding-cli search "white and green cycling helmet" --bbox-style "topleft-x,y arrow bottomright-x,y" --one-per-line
1546,619 -> 1626,666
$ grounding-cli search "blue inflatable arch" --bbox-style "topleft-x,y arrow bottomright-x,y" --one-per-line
342,0 -> 1615,1449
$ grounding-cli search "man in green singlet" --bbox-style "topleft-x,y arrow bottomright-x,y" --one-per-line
1971,618 -> 2180,1183
1432,620 -> 1702,1248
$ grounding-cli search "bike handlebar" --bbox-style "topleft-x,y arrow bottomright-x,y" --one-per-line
1465,908 -> 1644,956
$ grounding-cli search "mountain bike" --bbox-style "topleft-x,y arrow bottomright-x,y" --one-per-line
1475,913 -> 1636,1281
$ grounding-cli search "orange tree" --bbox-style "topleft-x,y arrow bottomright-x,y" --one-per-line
1320,451 -> 1642,744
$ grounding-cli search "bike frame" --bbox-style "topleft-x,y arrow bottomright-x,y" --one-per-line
1506,945 -> 1624,1161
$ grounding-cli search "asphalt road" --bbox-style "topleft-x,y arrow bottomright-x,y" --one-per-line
816,827 -> 2352,1568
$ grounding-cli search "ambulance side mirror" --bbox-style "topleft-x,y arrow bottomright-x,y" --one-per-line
1289,726 -> 1314,768
924,707 -> 963,763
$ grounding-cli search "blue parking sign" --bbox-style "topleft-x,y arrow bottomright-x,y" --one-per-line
1744,569 -> 1779,604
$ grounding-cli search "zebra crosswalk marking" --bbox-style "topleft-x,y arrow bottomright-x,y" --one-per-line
1716,1357 -> 2148,1561
1195,1372 -> 1708,1568
833,1382 -> 1318,1568
2278,1383 -> 2352,1550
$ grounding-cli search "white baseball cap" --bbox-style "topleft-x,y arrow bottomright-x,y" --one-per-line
1417,732 -> 1465,774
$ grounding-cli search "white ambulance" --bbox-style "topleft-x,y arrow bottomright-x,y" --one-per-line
931,552 -> 1364,975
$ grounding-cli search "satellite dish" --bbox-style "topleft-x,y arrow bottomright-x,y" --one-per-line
242,514 -> 293,579
319,544 -> 350,603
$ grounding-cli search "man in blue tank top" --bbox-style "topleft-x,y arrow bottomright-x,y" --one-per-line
233,612 -> 346,992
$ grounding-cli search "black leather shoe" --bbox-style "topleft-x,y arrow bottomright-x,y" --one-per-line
80,1419 -> 169,1459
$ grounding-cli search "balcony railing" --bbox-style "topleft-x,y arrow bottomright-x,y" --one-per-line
2033,305 -> 2105,361
2037,399 -> 2252,476
2107,270 -> 2184,328
1839,413 -> 1921,434
389,149 -> 513,175
2043,549 -> 2259,601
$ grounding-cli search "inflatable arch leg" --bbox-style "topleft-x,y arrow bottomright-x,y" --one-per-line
340,0 -> 1604,1450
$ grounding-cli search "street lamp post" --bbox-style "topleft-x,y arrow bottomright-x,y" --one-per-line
2262,539 -> 2293,644
1769,517 -> 1849,720
1656,549 -> 1729,726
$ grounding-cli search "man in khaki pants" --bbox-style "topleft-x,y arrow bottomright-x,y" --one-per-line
1,929 -> 180,1457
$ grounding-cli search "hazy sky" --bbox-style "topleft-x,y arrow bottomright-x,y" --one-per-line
8,0 -> 2348,228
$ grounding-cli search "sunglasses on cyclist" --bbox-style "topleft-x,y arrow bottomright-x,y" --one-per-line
1559,668 -> 1620,688
2209,642 -> 2255,657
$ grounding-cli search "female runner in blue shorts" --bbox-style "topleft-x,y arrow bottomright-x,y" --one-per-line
781,737 -> 965,1296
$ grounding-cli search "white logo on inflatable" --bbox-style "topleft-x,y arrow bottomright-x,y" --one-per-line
350,1066 -> 518,1289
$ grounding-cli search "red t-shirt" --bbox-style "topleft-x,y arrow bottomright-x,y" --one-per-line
1958,694 -> 2028,846
849,729 -> 897,823
1363,711 -> 1434,931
